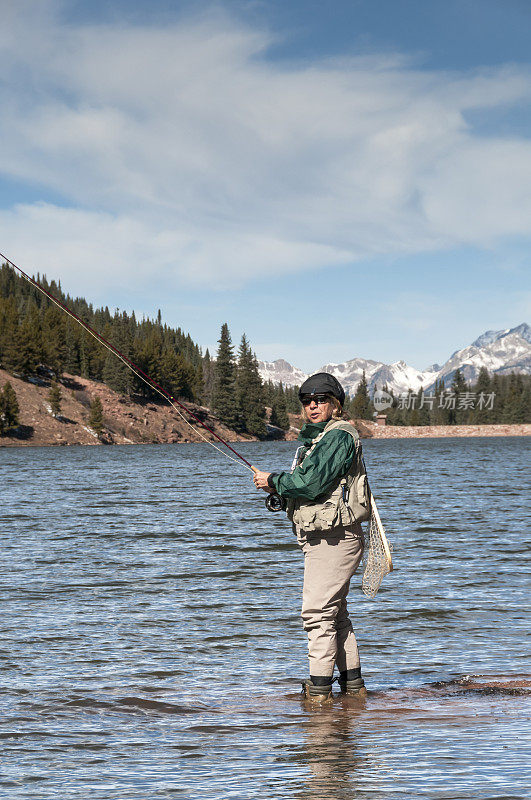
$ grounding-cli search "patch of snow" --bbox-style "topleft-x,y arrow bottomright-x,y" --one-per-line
82,425 -> 99,439
471,328 -> 508,348
508,322 -> 531,344
257,359 -> 308,388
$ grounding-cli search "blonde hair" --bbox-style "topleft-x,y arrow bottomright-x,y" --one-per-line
330,396 -> 344,418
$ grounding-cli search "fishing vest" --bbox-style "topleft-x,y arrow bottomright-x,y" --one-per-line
287,419 -> 371,532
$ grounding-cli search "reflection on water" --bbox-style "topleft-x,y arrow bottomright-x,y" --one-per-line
296,708 -> 371,800
1,437 -> 530,799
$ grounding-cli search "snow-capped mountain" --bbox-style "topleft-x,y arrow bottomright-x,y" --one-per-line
319,358 -> 439,396
432,323 -> 531,389
471,323 -> 531,349
257,323 -> 530,396
256,359 -> 308,388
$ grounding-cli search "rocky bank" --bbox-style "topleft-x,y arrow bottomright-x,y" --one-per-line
0,369 -> 269,447
355,419 -> 531,438
1,369 -> 529,447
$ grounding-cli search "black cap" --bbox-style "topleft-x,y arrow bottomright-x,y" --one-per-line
299,373 -> 345,406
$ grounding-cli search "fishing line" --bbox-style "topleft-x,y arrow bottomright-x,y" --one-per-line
0,251 -> 255,473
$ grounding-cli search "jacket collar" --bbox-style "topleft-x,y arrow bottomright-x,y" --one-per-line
297,419 -> 329,445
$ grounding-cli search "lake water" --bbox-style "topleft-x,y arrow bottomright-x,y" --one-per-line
1,437 -> 530,799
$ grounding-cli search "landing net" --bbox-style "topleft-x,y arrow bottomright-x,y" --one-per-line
362,496 -> 393,598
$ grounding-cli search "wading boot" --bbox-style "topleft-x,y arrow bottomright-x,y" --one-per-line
338,669 -> 367,698
301,678 -> 333,704
338,674 -> 367,698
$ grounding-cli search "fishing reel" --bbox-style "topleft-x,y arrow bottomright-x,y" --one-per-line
265,492 -> 287,513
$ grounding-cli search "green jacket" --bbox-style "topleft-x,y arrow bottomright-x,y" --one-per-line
269,420 -> 356,501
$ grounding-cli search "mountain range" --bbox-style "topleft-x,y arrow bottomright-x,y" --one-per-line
257,323 -> 531,396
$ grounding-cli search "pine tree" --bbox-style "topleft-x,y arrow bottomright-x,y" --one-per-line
264,381 -> 278,409
0,297 -> 20,371
17,303 -> 42,376
134,328 -> 164,397
193,363 -> 204,403
211,323 -> 238,429
159,347 -> 195,401
449,368 -> 468,424
511,374 -> 527,423
88,396 -> 104,438
42,305 -> 65,377
350,371 -> 372,420
502,373 -> 524,423
79,332 -> 89,378
202,349 -> 215,406
235,334 -> 266,437
270,393 -> 290,431
0,381 -> 20,433
519,381 -> 531,424
430,379 -> 444,425
102,313 -> 134,396
409,388 -> 421,426
284,385 -> 301,413
416,387 -> 430,425
48,381 -> 62,417
489,374 -> 503,423
63,319 -> 80,374
472,367 -> 491,423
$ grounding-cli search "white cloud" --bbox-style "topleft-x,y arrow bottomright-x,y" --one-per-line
0,202 -> 351,295
1,2 -> 531,293
421,139 -> 531,241
0,203 -> 171,297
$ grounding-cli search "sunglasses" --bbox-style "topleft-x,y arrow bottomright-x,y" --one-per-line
301,394 -> 332,406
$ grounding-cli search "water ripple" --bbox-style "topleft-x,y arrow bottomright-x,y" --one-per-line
1,438 -> 530,799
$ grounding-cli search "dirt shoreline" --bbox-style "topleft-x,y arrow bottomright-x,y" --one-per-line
1,369 -> 529,447
355,419 -> 531,439
0,369 -> 261,448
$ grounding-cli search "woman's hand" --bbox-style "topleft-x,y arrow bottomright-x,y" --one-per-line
252,468 -> 274,493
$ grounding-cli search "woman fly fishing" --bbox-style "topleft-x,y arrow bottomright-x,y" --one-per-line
253,373 -> 370,703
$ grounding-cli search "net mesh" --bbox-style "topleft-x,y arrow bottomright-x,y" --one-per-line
361,502 -> 393,598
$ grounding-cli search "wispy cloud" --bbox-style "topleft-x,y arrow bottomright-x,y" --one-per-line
1,1 -> 530,293
379,290 -> 448,334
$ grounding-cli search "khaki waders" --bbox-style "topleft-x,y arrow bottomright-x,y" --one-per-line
296,522 -> 364,678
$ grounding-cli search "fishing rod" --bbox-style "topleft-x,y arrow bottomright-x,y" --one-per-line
0,251 -> 285,511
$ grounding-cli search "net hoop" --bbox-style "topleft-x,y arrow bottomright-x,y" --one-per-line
361,495 -> 393,598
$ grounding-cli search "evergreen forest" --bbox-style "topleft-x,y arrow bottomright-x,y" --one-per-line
0,263 -> 293,437
0,263 -> 529,435
348,368 -> 530,425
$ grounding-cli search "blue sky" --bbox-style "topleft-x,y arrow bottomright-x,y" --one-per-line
0,0 -> 530,371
